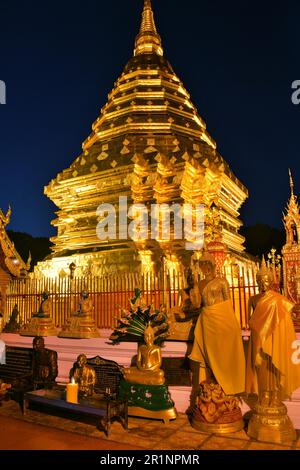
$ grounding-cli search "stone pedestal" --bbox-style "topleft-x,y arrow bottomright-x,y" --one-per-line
58,315 -> 100,339
118,380 -> 177,423
247,401 -> 297,445
19,316 -> 58,337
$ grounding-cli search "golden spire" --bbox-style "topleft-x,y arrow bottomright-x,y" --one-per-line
289,168 -> 294,196
134,0 -> 163,56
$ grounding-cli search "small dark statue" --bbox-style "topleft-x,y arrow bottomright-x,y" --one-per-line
32,336 -> 58,389
3,304 -> 20,333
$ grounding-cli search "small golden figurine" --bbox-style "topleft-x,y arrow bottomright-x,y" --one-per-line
246,259 -> 300,444
69,354 -> 96,397
123,324 -> 165,385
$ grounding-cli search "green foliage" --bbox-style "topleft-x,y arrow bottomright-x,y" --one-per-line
7,230 -> 52,270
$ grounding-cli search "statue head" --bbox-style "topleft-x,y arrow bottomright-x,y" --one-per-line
144,324 -> 155,345
77,354 -> 87,367
33,336 -> 45,351
256,257 -> 274,293
81,291 -> 89,299
42,291 -> 49,300
198,252 -> 216,277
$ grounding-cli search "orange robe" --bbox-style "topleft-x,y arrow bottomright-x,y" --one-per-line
246,290 -> 300,399
189,299 -> 246,395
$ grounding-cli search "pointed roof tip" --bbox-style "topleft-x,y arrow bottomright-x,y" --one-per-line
289,167 -> 294,196
134,0 -> 164,56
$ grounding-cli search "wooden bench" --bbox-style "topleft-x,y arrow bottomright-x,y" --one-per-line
24,355 -> 128,436
0,346 -> 33,384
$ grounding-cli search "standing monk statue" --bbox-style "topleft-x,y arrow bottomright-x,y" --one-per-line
189,251 -> 245,432
246,259 -> 300,443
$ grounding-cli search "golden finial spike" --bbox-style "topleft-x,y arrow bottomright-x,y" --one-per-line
140,0 -> 157,34
289,168 -> 294,196
134,0 -> 163,56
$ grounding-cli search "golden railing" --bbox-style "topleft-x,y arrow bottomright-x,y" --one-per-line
5,266 -> 258,331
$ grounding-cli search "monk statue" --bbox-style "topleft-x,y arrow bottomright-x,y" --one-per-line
189,251 -> 245,432
33,291 -> 51,318
123,324 -> 165,386
32,336 -> 58,389
69,354 -> 96,397
75,291 -> 94,318
246,259 -> 300,443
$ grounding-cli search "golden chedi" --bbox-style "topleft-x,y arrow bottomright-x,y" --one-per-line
20,291 -> 58,337
36,0 -> 248,280
119,324 -> 176,423
246,259 -> 300,444
189,252 -> 245,432
59,291 -> 100,339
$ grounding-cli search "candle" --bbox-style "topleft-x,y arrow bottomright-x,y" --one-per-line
66,377 -> 78,404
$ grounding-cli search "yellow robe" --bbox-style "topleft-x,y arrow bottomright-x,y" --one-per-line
189,299 -> 245,395
246,290 -> 300,399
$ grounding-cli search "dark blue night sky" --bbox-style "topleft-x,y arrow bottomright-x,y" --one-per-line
0,0 -> 299,237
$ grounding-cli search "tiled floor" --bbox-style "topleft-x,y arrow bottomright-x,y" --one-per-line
0,400 -> 299,450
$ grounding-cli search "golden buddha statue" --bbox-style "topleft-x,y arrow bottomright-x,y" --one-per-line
33,291 -> 52,318
246,260 -> 300,443
20,292 -> 58,337
69,354 -> 96,397
189,251 -> 245,431
123,325 -> 165,386
75,291 -> 94,318
59,290 -> 100,339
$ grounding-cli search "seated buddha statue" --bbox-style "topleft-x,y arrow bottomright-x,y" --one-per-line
74,291 -> 93,318
123,325 -> 165,386
33,291 -> 51,318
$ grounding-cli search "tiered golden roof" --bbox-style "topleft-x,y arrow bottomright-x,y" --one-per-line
44,0 -> 248,275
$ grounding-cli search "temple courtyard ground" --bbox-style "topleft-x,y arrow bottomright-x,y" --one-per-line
1,400 -> 300,451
